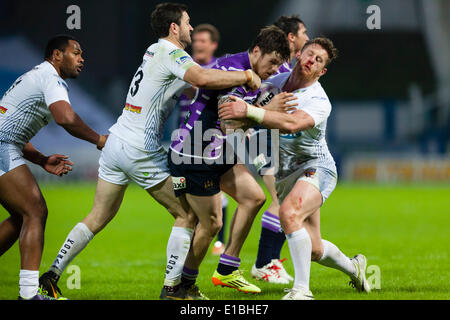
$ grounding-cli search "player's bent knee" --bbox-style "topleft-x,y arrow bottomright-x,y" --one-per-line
23,201 -> 48,223
200,215 -> 222,238
245,190 -> 266,209
211,219 -> 223,236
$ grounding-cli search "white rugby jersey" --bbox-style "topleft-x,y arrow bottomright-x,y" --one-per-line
109,39 -> 198,152
266,72 -> 336,178
0,61 -> 70,149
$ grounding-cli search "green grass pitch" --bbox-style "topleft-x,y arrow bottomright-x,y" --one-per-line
0,182 -> 449,300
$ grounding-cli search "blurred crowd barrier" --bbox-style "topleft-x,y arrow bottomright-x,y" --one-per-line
343,154 -> 450,182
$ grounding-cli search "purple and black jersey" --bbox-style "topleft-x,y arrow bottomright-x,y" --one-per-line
271,61 -> 293,76
170,51 -> 260,161
177,57 -> 218,126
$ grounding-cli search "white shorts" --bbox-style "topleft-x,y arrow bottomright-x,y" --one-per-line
0,142 -> 26,177
98,134 -> 170,189
275,163 -> 338,205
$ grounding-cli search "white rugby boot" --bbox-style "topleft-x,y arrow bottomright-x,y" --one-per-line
251,262 -> 289,284
271,258 -> 294,282
281,286 -> 314,300
349,254 -> 371,293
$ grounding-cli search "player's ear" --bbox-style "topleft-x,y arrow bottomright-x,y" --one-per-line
53,49 -> 64,62
320,67 -> 327,77
170,22 -> 179,36
252,45 -> 261,57
287,32 -> 296,43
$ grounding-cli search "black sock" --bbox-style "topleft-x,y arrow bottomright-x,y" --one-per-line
272,230 -> 286,260
255,227 -> 279,268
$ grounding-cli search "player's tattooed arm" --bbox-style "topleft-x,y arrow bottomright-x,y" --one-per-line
218,95 -> 256,132
22,142 -> 73,176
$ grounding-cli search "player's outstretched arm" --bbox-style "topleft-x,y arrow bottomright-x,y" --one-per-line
22,142 -> 74,176
184,65 -> 261,91
218,97 -> 314,133
49,100 -> 108,150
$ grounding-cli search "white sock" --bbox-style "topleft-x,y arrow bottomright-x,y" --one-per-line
19,270 -> 39,299
286,227 -> 312,291
164,227 -> 193,287
50,222 -> 94,276
316,239 -> 357,277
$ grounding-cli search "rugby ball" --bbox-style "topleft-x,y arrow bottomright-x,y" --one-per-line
255,82 -> 280,107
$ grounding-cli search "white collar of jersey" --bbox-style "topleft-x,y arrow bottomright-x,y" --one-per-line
158,38 -> 180,49
293,81 -> 319,94
43,60 -> 60,76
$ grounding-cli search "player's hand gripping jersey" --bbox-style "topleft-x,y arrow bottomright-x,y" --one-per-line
109,39 -> 198,152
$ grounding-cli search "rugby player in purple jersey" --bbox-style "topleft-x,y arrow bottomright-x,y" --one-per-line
169,26 -> 296,294
175,24 -> 230,256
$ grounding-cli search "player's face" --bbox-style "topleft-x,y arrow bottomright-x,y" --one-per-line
254,50 -> 285,80
178,11 -> 194,48
60,40 -> 84,79
293,23 -> 309,53
297,44 -> 328,80
192,31 -> 217,64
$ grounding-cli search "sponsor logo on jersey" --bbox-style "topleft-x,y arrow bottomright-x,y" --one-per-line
145,50 -> 154,58
304,168 -> 317,177
55,76 -> 69,91
176,55 -> 191,65
172,176 -> 187,190
280,131 -> 302,139
124,103 -> 142,114
257,92 -> 275,106
0,106 -> 7,114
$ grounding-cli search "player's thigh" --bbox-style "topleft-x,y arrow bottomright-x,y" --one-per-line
87,177 -> 127,225
0,164 -> 46,218
220,164 -> 265,205
185,192 -> 222,233
145,176 -> 190,220
280,180 -> 322,222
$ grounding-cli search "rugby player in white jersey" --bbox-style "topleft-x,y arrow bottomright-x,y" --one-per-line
219,37 -> 371,300
251,15 -> 310,284
0,35 -> 108,300
39,2 -> 261,300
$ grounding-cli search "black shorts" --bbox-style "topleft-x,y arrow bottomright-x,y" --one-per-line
168,149 -> 235,197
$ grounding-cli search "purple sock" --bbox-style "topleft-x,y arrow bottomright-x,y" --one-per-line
181,266 -> 199,286
217,254 -> 240,275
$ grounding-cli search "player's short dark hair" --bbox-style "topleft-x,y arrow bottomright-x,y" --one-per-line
193,24 -> 220,43
302,37 -> 338,66
151,2 -> 188,38
273,15 -> 305,37
249,26 -> 290,62
44,35 -> 78,60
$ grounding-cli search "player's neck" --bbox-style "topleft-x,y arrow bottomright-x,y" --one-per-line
162,35 -> 185,50
46,59 -> 65,79
284,71 -> 318,92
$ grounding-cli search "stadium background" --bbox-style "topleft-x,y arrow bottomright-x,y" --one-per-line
0,0 -> 449,300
